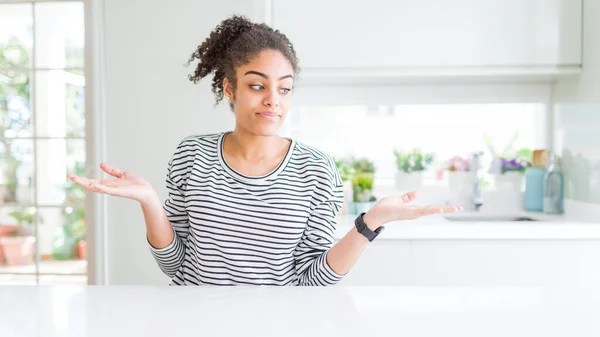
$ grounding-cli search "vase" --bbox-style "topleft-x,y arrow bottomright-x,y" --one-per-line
0,236 -> 35,266
395,171 -> 423,192
447,171 -> 472,191
494,172 -> 523,191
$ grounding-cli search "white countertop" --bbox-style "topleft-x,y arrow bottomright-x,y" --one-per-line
1,285 -> 599,337
333,212 -> 600,240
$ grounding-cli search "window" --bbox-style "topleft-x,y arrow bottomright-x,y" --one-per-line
282,84 -> 548,202
0,1 -> 87,285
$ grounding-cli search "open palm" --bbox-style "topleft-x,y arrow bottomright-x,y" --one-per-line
364,192 -> 463,229
67,162 -> 157,203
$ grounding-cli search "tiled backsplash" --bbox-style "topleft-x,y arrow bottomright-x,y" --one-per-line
554,104 -> 600,204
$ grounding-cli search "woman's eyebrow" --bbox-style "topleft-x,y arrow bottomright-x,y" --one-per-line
244,70 -> 294,80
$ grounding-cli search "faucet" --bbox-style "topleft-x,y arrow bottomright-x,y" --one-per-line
470,151 -> 484,211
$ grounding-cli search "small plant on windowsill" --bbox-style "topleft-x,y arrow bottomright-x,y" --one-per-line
350,158 -> 377,215
0,207 -> 43,266
393,148 -> 434,191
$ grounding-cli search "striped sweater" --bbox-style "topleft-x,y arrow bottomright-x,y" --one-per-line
148,132 -> 345,286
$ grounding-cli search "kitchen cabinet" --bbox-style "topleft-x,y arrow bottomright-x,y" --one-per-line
270,0 -> 582,80
340,239 -> 600,287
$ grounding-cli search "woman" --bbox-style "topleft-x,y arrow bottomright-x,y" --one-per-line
69,16 -> 462,286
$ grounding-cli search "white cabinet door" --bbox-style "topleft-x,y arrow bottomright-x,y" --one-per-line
410,240 -> 600,287
338,241 -> 414,286
340,240 -> 600,287
272,0 -> 582,70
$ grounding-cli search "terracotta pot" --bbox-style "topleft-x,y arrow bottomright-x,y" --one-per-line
77,240 -> 87,260
0,225 -> 18,264
0,236 -> 35,266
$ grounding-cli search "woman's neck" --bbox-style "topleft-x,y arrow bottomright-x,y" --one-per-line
226,127 -> 288,162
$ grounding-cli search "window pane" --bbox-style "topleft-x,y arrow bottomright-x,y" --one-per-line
0,274 -> 36,285
1,70 -> 33,138
0,139 -> 34,205
285,103 -> 544,194
35,70 -> 86,137
34,2 -> 84,69
0,206 -> 37,270
36,139 -> 86,205
0,4 -> 33,69
37,207 -> 87,275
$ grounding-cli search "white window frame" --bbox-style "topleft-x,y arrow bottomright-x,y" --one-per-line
0,0 -> 106,285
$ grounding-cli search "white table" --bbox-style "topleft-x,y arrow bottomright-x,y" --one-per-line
1,286 -> 599,337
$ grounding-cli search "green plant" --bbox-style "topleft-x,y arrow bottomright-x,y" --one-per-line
1,39 -> 31,203
394,149 -> 435,173
352,172 -> 377,202
7,207 -> 43,237
334,157 -> 355,182
352,158 -> 375,174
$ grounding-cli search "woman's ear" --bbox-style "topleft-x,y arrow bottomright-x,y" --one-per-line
223,77 -> 234,103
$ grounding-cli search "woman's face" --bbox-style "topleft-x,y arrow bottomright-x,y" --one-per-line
224,49 -> 294,137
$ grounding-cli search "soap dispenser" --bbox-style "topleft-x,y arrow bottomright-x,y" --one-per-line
543,153 -> 564,214
524,150 -> 548,212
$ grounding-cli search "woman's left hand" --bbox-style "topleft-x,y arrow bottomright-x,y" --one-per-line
362,192 -> 463,230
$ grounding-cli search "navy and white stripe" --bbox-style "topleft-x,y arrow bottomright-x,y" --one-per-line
148,132 -> 345,286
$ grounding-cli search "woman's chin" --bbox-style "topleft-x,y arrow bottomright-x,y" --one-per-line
251,124 -> 282,137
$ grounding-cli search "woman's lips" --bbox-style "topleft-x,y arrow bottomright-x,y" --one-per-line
256,112 -> 280,121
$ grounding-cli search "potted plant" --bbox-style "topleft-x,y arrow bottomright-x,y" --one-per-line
0,207 -> 39,266
495,157 -> 530,191
334,157 -> 355,215
350,158 -> 377,214
444,155 -> 472,191
393,148 -> 434,191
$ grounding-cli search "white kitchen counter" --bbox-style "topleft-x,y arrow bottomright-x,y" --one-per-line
334,213 -> 600,240
1,285 -> 599,337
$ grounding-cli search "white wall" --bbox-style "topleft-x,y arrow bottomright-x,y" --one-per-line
101,0 -> 255,284
553,0 -> 600,213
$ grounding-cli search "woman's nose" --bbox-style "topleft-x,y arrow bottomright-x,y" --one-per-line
263,89 -> 280,107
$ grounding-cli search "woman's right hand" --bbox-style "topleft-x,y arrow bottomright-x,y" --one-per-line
68,162 -> 158,205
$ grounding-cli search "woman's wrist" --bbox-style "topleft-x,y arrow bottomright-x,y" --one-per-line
362,211 -> 384,231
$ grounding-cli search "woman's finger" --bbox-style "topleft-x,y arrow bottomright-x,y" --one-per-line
100,162 -> 125,178
416,205 -> 463,216
68,174 -> 99,189
69,174 -> 120,196
400,191 -> 418,203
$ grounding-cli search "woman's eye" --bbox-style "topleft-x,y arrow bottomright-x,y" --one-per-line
250,84 -> 264,90
280,88 -> 292,94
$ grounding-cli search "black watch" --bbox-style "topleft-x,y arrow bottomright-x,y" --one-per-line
354,212 -> 385,242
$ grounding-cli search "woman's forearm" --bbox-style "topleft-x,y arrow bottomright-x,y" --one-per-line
326,226 -> 370,276
140,194 -> 175,249
326,212 -> 384,275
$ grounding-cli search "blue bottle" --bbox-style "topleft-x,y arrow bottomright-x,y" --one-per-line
543,154 -> 564,214
524,167 -> 545,212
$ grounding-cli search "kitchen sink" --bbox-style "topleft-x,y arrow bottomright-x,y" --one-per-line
443,213 -> 538,222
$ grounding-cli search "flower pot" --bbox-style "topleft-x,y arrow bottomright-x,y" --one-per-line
351,201 -> 376,215
395,171 -> 423,192
0,225 -> 18,264
494,172 -> 523,191
447,171 -> 472,192
76,240 -> 87,260
0,236 -> 35,266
